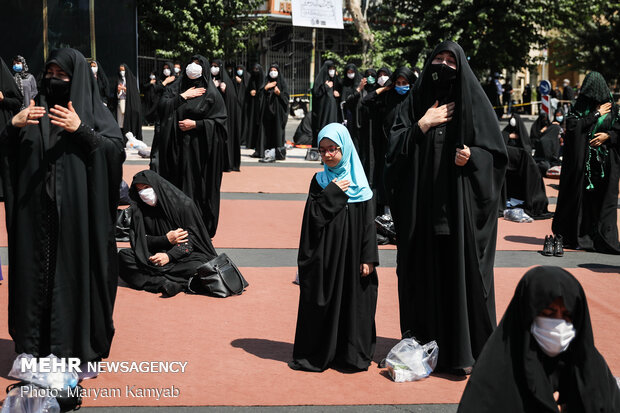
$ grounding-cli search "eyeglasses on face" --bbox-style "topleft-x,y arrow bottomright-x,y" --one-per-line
319,146 -> 341,156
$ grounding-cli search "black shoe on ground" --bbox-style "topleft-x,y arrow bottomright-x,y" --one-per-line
258,157 -> 276,163
542,235 -> 554,256
553,235 -> 564,257
160,281 -> 183,297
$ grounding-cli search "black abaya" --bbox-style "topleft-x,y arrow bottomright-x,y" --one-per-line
385,41 -> 507,370
552,72 -> 620,253
341,63 -> 362,152
362,67 -> 415,211
501,113 -> 551,218
291,178 -> 379,372
1,48 -> 125,362
458,266 -> 620,412
119,171 -> 217,293
246,64 -> 264,152
153,55 -> 228,238
233,64 -> 251,146
212,59 -> 240,171
111,63 -> 143,140
256,64 -> 289,156
0,58 -> 22,201
311,60 -> 341,147
90,60 -> 110,107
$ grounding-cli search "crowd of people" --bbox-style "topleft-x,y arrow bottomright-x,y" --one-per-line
0,39 -> 619,411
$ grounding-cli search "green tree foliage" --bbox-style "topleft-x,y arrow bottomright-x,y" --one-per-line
138,0 -> 268,61
553,2 -> 620,85
332,0 -> 595,76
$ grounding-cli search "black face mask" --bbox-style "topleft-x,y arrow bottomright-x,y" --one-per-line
430,63 -> 457,102
45,77 -> 71,108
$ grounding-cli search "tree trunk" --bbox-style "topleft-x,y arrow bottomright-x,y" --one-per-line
345,0 -> 375,67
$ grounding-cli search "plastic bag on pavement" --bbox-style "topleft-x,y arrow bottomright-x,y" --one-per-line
1,384 -> 60,413
383,338 -> 438,382
503,208 -> 533,223
9,354 -> 78,390
125,132 -> 147,150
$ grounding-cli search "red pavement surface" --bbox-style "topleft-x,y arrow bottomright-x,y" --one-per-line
0,163 -> 618,407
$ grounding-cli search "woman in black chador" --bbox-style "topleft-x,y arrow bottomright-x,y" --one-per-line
530,113 -> 562,176
153,55 -> 227,238
246,63 -> 265,155
552,71 -> 620,254
385,41 -> 507,374
458,266 -> 620,412
290,123 -> 379,372
0,48 -> 125,363
311,60 -> 341,147
232,64 -> 251,146
111,63 -> 143,140
362,66 -> 416,216
211,58 -> 239,171
501,113 -> 551,219
89,60 -> 110,107
256,63 -> 289,162
118,170 -> 218,297
0,58 -> 23,203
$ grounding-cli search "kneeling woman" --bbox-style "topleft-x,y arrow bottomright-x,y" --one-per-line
119,170 -> 218,297
290,123 -> 379,372
459,266 -> 620,412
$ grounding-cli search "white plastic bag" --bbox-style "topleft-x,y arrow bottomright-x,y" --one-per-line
125,132 -> 147,150
1,384 -> 60,413
384,338 -> 438,382
9,353 -> 78,390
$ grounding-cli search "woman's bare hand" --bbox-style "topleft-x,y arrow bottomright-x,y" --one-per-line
418,101 -> 455,134
332,178 -> 350,192
360,263 -> 374,277
11,100 -> 46,128
181,87 -> 206,100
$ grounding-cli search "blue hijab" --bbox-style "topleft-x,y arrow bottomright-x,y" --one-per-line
316,123 -> 373,203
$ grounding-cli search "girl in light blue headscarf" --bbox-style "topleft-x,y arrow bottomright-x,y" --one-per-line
290,122 -> 379,373
315,123 -> 373,203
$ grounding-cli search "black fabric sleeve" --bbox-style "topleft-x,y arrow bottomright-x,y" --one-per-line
361,90 -> 379,107
146,234 -> 172,252
0,122 -> 19,145
166,240 -> 193,262
71,123 -> 106,153
0,95 -> 23,112
360,200 -> 379,266
194,120 -> 206,132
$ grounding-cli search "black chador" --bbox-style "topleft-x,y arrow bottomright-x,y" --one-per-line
552,71 -> 620,254
501,113 -> 551,218
385,41 -> 507,371
362,66 -> 415,213
211,58 -> 240,172
290,123 -> 378,372
0,48 -> 125,362
232,64 -> 251,146
530,113 -> 562,175
458,266 -> 620,412
152,55 -> 228,237
90,60 -> 110,107
246,64 -> 264,154
343,68 -> 378,177
340,63 -> 362,151
119,171 -> 217,295
311,60 -> 341,147
0,57 -> 23,201
111,63 -> 142,140
256,64 -> 289,157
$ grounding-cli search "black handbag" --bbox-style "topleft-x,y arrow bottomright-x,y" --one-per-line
115,208 -> 132,242
188,253 -> 248,298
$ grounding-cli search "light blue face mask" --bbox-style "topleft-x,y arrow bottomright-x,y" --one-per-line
237,69 -> 243,76
556,116 -> 564,123
394,84 -> 410,95
13,64 -> 23,73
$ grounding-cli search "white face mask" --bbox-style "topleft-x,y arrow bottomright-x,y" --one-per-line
328,69 -> 336,78
163,68 -> 171,77
119,70 -> 126,78
237,69 -> 243,76
186,63 -> 203,80
378,75 -> 389,86
347,72 -> 355,79
149,74 -> 156,80
531,316 -> 576,357
210,66 -> 220,76
269,70 -> 278,79
138,188 -> 157,206
174,67 -> 181,74
91,66 -> 98,74
509,118 -> 516,127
